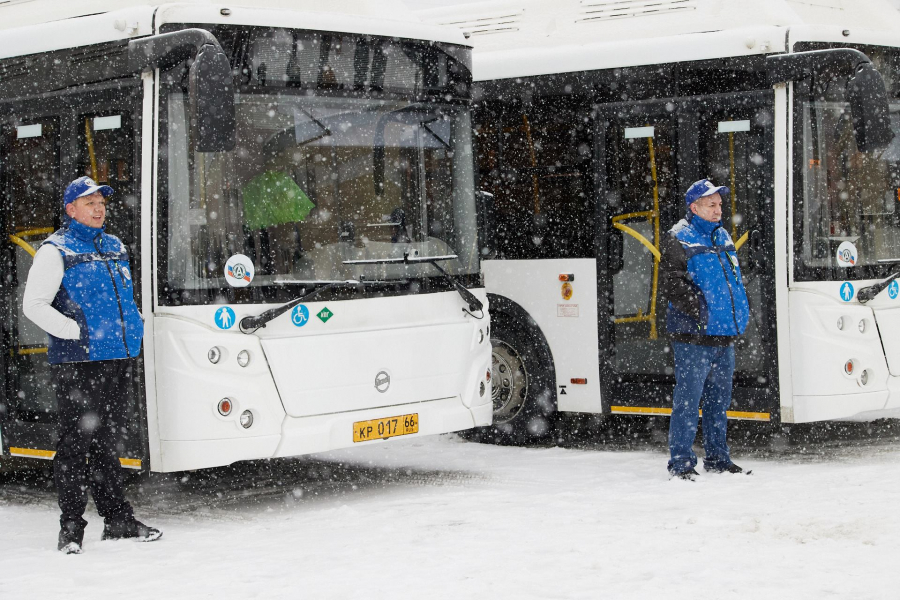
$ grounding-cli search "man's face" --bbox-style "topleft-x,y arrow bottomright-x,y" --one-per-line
65,191 -> 106,228
690,192 -> 722,223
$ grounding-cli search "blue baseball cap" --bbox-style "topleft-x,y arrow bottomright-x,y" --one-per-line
685,179 -> 729,206
63,176 -> 113,207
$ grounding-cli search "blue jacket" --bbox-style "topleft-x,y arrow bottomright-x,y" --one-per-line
42,220 -> 144,364
663,215 -> 750,339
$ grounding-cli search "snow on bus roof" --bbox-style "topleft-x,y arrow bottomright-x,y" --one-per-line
417,0 -> 900,80
0,1 -> 468,61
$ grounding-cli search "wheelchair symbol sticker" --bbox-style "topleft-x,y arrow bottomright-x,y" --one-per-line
291,304 -> 309,327
889,280 -> 899,300
215,306 -> 236,330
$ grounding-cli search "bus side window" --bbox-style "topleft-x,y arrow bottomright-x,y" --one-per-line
477,98 -> 593,259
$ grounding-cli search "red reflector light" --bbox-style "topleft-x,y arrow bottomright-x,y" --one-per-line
844,361 -> 854,375
571,378 -> 587,385
218,399 -> 233,416
486,369 -> 491,382
559,274 -> 575,282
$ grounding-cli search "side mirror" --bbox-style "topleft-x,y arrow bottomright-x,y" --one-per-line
847,63 -> 894,152
189,44 -> 236,152
607,229 -> 624,273
476,190 -> 495,259
767,49 -> 894,153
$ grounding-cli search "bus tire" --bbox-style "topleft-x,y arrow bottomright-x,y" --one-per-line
465,306 -> 557,445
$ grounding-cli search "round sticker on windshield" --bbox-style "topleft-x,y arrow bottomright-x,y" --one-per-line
225,254 -> 254,288
835,241 -> 858,268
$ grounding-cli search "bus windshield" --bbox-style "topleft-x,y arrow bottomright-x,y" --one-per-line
798,48 -> 900,279
161,28 -> 476,304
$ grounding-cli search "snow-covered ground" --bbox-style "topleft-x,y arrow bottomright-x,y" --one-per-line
2,424 -> 899,600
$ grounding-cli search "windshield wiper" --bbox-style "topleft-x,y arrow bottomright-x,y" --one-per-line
239,280 -> 362,332
343,250 -> 483,313
858,271 -> 900,303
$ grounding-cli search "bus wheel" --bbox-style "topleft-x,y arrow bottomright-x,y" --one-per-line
467,318 -> 556,445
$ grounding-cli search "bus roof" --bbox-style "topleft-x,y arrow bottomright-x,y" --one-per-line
0,1 -> 468,61
417,0 -> 900,81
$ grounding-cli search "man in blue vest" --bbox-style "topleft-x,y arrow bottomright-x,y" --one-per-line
23,176 -> 161,553
660,179 -> 751,480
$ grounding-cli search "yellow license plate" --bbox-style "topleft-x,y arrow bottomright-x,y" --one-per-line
353,413 -> 419,443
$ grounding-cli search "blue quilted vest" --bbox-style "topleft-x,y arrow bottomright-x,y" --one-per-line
41,220 -> 144,364
666,215 -> 750,337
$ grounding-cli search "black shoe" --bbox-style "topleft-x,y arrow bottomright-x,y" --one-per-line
101,519 -> 162,542
58,526 -> 84,554
705,462 -> 748,474
670,468 -> 699,481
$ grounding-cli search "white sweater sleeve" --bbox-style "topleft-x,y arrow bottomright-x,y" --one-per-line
22,245 -> 82,340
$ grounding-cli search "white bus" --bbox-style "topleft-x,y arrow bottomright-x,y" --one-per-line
0,0 -> 492,472
420,0 -> 900,442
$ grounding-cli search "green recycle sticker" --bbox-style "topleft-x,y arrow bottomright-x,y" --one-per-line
317,307 -> 333,323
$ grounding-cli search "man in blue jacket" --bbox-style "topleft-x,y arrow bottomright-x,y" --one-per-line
23,176 -> 161,553
660,179 -> 750,480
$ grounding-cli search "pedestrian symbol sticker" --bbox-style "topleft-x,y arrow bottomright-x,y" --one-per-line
890,280 -> 899,300
291,304 -> 309,327
215,306 -> 236,329
317,307 -> 333,323
840,282 -> 854,302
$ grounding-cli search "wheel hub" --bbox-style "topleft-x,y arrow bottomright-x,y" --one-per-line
491,340 -> 528,424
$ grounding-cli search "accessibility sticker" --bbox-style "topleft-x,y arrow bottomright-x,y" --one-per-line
889,280 -> 899,300
840,281 -> 855,303
291,304 -> 310,327
215,306 -> 236,329
317,307 -> 333,323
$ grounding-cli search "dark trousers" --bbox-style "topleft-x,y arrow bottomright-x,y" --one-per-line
54,359 -> 135,531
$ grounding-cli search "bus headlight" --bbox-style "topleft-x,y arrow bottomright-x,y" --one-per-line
837,317 -> 845,331
858,319 -> 868,334
860,369 -> 870,386
237,350 -> 251,367
240,410 -> 254,428
208,346 -> 222,364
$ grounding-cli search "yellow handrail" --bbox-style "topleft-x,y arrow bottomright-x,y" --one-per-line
612,222 -> 661,261
729,131 -> 737,239
9,235 -> 36,258
647,136 -> 660,340
522,114 -> 540,215
15,227 -> 54,237
85,118 -> 98,181
735,230 -> 749,251
612,210 -> 654,223
8,227 -> 54,258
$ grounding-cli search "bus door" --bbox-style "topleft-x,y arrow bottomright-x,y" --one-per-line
596,93 -> 777,418
684,91 -> 778,419
0,84 -> 147,468
595,100 -> 680,412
